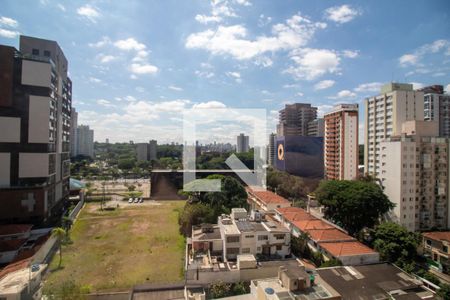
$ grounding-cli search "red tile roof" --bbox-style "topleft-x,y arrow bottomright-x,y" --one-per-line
246,187 -> 291,205
423,231 -> 450,243
319,241 -> 377,257
276,207 -> 317,222
293,219 -> 334,231
306,229 -> 355,243
0,224 -> 33,236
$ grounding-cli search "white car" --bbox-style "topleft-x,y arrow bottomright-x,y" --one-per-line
139,198 -> 144,203
128,198 -> 133,203
134,198 -> 139,203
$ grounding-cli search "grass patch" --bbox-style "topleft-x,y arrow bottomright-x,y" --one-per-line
44,201 -> 186,292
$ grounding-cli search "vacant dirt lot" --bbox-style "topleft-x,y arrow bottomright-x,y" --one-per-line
44,200 -> 185,292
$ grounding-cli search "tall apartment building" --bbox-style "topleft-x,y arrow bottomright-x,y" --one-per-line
324,104 -> 359,180
268,133 -> 276,166
307,118 -> 324,137
236,133 -> 250,153
70,107 -> 78,157
76,125 -> 94,158
136,140 -> 158,161
364,83 -> 424,177
277,103 -> 317,136
0,36 -> 72,225
420,85 -> 450,137
380,121 -> 449,231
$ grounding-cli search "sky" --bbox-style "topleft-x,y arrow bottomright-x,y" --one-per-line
0,0 -> 449,144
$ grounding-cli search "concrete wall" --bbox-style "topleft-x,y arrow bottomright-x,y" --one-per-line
339,253 -> 380,266
0,117 -> 20,143
0,153 -> 10,187
21,60 -> 51,87
19,153 -> 49,178
28,96 -> 50,143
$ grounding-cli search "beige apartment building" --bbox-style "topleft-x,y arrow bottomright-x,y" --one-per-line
364,83 -> 424,177
277,103 -> 317,136
324,104 -> 359,180
380,121 -> 450,231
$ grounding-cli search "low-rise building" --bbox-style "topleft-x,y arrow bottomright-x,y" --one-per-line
274,207 -> 379,265
422,231 -> 450,274
246,187 -> 292,213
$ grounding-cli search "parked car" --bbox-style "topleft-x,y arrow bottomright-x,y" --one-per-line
134,198 -> 139,203
128,198 -> 133,203
139,198 -> 144,203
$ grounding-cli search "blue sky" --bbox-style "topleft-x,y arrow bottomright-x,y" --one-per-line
0,0 -> 449,144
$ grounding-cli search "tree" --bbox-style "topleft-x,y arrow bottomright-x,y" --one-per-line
178,202 -> 215,236
315,180 -> 394,235
372,222 -> 419,265
437,283 -> 450,300
52,227 -> 66,268
209,281 -> 231,299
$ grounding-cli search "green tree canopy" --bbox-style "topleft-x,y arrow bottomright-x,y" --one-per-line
372,222 -> 419,264
315,180 -> 394,235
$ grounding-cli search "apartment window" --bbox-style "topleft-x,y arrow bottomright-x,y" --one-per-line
258,235 -> 268,241
32,48 -> 39,55
274,234 -> 285,240
245,235 -> 254,239
276,245 -> 282,251
241,248 -> 250,254
227,248 -> 240,254
226,236 -> 240,243
44,50 -> 51,57
444,246 -> 448,253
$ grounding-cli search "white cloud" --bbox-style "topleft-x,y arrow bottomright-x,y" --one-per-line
0,28 -> 19,38
399,39 -> 450,67
77,5 -> 100,22
329,90 -> 357,99
97,99 -> 115,108
114,38 -> 146,51
317,105 -> 333,117
314,79 -> 335,90
234,0 -> 251,6
296,92 -> 304,97
195,14 -> 222,24
283,84 -> 300,89
89,77 -> 102,83
258,14 -> 272,27
168,85 -> 183,91
98,54 -> 116,63
57,4 -> 66,11
130,63 -> 158,75
195,70 -> 215,78
285,48 -> 340,80
0,16 -> 18,27
226,71 -> 242,83
89,36 -> 111,48
354,82 -> 383,93
192,101 -> 227,109
399,54 -> 419,67
342,50 -> 359,58
186,13 -> 327,61
325,5 -> 361,24
410,82 -> 424,90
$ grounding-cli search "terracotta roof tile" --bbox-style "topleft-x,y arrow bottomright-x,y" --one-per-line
246,187 -> 291,205
276,207 -> 317,223
306,229 -> 355,243
293,219 -> 334,231
423,231 -> 450,243
319,241 -> 377,257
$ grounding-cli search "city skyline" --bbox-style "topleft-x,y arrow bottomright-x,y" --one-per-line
0,0 -> 449,143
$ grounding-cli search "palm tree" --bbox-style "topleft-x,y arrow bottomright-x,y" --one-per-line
52,227 -> 66,268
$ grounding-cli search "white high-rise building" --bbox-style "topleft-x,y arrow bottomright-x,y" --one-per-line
420,85 -> 450,137
76,125 -> 94,158
380,121 -> 449,231
236,133 -> 250,153
70,107 -> 78,157
324,104 -> 359,180
364,83 -> 424,177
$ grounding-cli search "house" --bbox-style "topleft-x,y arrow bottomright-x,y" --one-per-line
422,231 -> 450,274
246,187 -> 291,213
274,207 -> 379,265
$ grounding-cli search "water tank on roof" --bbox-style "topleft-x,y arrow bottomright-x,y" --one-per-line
265,288 -> 275,295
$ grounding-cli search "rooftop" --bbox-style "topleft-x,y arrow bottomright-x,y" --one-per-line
306,229 -> 355,243
276,207 -> 317,222
192,224 -> 221,241
0,263 -> 46,296
319,241 -> 377,257
293,219 -> 334,231
316,263 -> 434,300
246,187 -> 291,206
423,231 -> 450,243
0,239 -> 27,252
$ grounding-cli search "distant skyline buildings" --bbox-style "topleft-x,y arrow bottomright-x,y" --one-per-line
76,125 -> 94,159
236,133 -> 250,153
